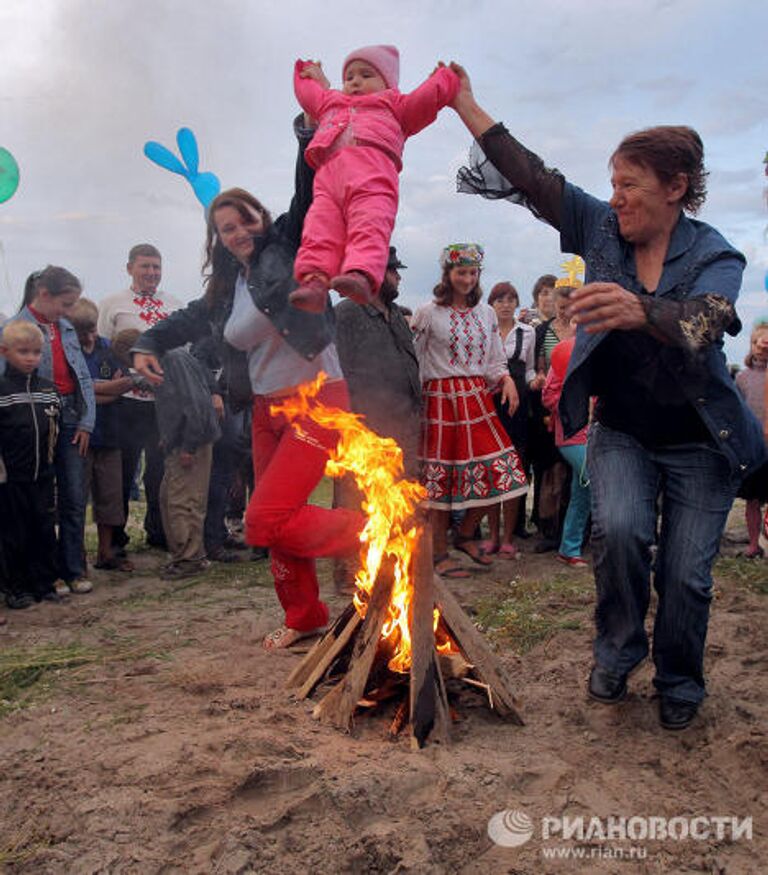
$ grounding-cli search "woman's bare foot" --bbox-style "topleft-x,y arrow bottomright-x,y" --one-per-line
262,625 -> 327,651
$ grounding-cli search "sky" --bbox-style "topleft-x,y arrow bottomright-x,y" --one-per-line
1,0 -> 766,363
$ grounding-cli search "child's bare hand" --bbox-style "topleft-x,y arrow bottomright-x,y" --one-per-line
300,61 -> 330,89
431,61 -> 447,76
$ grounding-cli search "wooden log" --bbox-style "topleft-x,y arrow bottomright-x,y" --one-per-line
433,573 -> 525,725
409,521 -> 450,748
285,602 -> 359,692
312,560 -> 396,731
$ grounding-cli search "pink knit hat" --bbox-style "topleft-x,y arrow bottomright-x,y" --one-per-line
342,45 -> 399,90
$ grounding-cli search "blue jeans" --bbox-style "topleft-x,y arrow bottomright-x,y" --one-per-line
55,402 -> 88,582
558,443 -> 590,558
587,423 -> 738,704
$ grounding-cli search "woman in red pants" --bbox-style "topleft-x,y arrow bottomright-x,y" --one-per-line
133,115 -> 364,650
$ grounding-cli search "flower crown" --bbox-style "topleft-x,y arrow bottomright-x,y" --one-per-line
440,243 -> 484,269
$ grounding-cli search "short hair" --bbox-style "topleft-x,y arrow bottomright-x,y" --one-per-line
20,265 -> 82,310
68,297 -> 99,332
0,320 -> 45,349
488,281 -> 519,307
433,264 -> 482,308
745,320 -> 768,368
532,274 -> 556,305
128,244 -> 162,264
112,328 -> 142,367
611,125 -> 708,214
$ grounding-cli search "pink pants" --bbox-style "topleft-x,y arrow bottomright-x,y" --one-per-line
246,379 -> 364,631
294,146 -> 399,291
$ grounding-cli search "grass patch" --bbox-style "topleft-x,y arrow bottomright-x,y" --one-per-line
475,571 -> 593,654
0,643 -> 103,717
714,556 -> 768,595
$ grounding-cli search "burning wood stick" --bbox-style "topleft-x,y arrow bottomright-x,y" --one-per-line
409,520 -> 450,748
433,573 -> 524,725
312,559 -> 396,731
285,603 -> 361,696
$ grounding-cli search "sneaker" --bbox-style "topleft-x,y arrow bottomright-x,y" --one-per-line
6,592 -> 35,610
222,534 -> 247,551
207,546 -> 243,564
67,578 -> 94,594
55,580 -> 72,596
41,591 -> 64,604
250,547 -> 269,562
555,554 -> 589,568
161,559 -> 209,581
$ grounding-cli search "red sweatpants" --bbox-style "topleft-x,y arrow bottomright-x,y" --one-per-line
246,379 -> 364,631
294,146 -> 399,291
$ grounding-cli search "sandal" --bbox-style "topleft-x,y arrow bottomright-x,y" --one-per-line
263,625 -> 327,651
94,557 -> 135,572
497,543 -> 520,560
744,546 -> 764,560
453,537 -> 494,566
479,540 -> 499,555
434,554 -> 471,580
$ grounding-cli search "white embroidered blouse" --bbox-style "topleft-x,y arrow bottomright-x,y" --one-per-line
411,300 -> 507,389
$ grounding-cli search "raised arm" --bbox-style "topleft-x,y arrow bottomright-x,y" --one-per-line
293,59 -> 330,121
274,113 -> 318,251
398,65 -> 460,137
450,62 -> 564,228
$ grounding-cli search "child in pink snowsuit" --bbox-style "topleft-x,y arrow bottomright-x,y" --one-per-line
291,45 -> 459,312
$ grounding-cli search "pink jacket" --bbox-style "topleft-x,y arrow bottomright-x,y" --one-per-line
294,60 -> 459,172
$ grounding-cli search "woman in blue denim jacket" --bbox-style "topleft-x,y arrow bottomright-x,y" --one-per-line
451,64 -> 766,731
1,267 -> 96,593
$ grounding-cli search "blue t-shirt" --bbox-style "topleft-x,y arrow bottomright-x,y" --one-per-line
83,337 -> 121,448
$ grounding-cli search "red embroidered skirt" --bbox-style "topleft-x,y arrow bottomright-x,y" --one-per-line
419,375 -> 528,510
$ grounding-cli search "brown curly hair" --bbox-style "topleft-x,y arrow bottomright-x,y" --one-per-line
433,265 -> 482,308
611,125 -> 708,215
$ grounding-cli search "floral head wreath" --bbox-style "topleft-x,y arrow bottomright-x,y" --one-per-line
440,243 -> 484,269
554,255 -> 585,289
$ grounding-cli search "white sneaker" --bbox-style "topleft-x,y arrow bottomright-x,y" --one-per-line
68,578 -> 93,594
55,580 -> 72,596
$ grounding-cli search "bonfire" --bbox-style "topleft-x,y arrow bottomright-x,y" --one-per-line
273,374 -> 523,747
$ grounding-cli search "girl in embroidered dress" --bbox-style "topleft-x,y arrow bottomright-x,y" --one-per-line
412,244 -> 528,578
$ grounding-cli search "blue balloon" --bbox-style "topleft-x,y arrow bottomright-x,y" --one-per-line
143,128 -> 221,209
765,269 -> 768,293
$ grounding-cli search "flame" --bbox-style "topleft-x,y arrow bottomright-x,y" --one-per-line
271,373 -> 431,672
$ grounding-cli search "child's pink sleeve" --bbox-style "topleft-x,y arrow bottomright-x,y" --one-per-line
397,66 -> 460,138
294,59 -> 328,120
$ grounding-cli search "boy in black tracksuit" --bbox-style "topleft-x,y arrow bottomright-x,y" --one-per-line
0,322 -> 62,608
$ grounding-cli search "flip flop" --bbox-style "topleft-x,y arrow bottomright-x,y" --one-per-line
454,539 -> 494,566
434,560 -> 471,580
497,543 -> 520,560
479,540 -> 500,555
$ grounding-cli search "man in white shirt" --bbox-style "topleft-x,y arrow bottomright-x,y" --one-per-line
98,244 -> 183,551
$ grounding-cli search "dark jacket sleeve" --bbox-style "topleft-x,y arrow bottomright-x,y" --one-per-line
271,114 -> 316,251
457,123 -> 565,229
131,297 -> 213,358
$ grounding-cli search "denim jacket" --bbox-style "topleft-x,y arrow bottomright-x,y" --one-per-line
0,308 -> 95,433
560,182 -> 766,476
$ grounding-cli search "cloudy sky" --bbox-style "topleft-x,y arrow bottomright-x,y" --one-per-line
1,0 -> 766,362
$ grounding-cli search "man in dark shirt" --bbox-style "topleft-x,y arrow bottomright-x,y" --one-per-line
333,246 -> 422,591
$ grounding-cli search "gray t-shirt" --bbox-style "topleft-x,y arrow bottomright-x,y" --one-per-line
224,274 -> 341,395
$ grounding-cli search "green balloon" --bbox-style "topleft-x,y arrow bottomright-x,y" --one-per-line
0,148 -> 20,203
